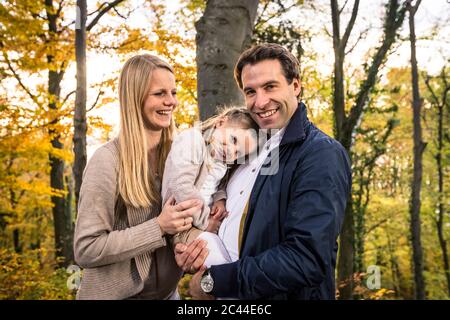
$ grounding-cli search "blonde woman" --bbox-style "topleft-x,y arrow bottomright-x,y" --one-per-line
74,54 -> 203,300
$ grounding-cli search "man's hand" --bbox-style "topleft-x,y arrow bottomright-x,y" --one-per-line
174,239 -> 208,273
189,266 -> 215,300
206,199 -> 228,233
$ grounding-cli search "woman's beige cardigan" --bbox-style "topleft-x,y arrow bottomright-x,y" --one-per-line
73,139 -> 180,300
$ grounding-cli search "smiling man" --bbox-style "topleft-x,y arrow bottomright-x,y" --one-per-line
176,43 -> 352,300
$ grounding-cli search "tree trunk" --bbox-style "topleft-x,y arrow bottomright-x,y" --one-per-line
49,126 -> 72,266
435,81 -> 450,297
330,0 -> 406,299
73,0 -> 87,212
425,68 -> 450,298
46,0 -> 73,267
408,0 -> 426,300
337,198 -> 354,299
424,69 -> 450,297
195,0 -> 259,120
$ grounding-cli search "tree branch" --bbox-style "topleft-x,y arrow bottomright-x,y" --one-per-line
112,5 -> 127,19
61,90 -> 76,107
365,218 -> 389,237
87,90 -> 103,112
345,26 -> 369,55
56,0 -> 66,18
2,53 -> 39,106
345,0 -> 407,136
339,0 -> 350,15
86,0 -> 126,32
340,0 -> 360,52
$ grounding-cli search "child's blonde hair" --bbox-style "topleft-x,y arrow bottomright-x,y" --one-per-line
200,106 -> 259,188
200,106 -> 259,142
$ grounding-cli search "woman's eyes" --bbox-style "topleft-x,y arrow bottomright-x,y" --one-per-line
152,90 -> 177,96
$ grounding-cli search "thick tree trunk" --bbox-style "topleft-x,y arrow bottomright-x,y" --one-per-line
73,0 -> 87,212
195,0 -> 259,120
408,0 -> 426,300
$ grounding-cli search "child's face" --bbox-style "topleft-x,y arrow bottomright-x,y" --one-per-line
209,121 -> 258,164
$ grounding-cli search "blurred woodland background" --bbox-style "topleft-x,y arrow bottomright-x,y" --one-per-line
0,0 -> 448,300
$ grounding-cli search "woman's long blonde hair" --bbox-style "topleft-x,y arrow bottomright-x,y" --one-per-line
118,54 -> 175,208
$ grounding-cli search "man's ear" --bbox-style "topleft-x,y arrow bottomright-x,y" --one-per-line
292,78 -> 301,97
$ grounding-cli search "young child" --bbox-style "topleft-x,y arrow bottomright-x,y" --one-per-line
161,106 -> 259,267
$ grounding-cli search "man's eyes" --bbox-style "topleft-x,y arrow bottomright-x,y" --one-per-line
244,85 -> 275,95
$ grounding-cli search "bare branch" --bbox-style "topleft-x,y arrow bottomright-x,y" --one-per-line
56,0 -> 66,18
339,0 -> 350,15
87,2 -> 109,17
255,2 -> 297,28
2,53 -> 39,106
61,90 -> 76,107
341,0 -> 360,52
87,90 -> 103,113
112,5 -> 127,19
345,27 -> 369,55
331,0 -> 341,47
87,0 -> 126,32
345,0 -> 407,136
423,74 -> 439,104
365,218 -> 389,236
255,1 -> 270,27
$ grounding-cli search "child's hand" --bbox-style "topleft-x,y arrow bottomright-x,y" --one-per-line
206,199 -> 228,234
211,199 -> 227,218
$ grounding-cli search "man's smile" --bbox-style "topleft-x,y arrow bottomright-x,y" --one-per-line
256,107 -> 280,119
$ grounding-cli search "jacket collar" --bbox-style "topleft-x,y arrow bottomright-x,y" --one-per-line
280,102 -> 308,146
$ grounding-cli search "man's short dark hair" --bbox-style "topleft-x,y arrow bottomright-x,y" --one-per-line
234,43 -> 300,89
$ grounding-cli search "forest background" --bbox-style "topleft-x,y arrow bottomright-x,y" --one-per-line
0,0 -> 448,300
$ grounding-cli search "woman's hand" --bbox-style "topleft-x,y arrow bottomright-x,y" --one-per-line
174,239 -> 208,273
206,199 -> 228,233
157,196 -> 203,235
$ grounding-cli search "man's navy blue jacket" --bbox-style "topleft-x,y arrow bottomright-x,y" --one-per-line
210,103 -> 352,300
